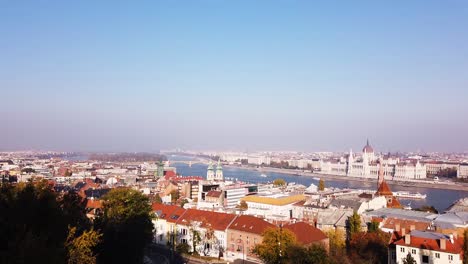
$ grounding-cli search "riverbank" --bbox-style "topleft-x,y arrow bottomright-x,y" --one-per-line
225,165 -> 468,192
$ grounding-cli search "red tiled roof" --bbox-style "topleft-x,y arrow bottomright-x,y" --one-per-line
376,181 -> 393,196
228,215 -> 275,235
86,199 -> 102,209
206,190 -> 222,198
393,234 -> 463,255
165,170 -> 176,177
177,209 -> 237,231
381,218 -> 431,231
152,203 -> 186,223
283,222 -> 328,245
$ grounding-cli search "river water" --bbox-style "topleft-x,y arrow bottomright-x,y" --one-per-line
172,160 -> 468,213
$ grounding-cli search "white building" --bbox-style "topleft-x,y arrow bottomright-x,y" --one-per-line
241,193 -> 305,220
390,230 -> 463,264
457,164 -> 468,178
320,140 -> 426,181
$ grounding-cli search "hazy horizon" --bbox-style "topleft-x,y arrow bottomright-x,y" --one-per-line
1,1 -> 467,153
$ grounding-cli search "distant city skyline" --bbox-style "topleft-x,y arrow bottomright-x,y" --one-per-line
1,1 -> 467,152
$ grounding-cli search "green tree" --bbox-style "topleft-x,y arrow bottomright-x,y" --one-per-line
287,244 -> 330,264
318,179 -> 325,191
60,191 -> 91,232
95,188 -> 154,264
402,252 -> 417,264
176,243 -> 190,254
348,211 -> 362,237
65,227 -> 101,264
253,227 -> 297,264
0,181 -> 92,264
367,221 -> 380,233
273,178 -> 287,187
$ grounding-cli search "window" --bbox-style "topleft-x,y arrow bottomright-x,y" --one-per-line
182,229 -> 187,235
181,239 -> 187,244
400,247 -> 405,253
435,253 -> 440,259
422,255 -> 429,263
449,255 -> 453,261
412,249 -> 416,254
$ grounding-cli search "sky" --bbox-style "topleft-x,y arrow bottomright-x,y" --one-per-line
1,1 -> 467,153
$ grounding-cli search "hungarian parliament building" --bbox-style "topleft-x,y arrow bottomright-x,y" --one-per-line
320,140 -> 427,180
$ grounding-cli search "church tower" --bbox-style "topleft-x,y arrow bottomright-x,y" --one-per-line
207,161 -> 215,181
215,159 -> 224,181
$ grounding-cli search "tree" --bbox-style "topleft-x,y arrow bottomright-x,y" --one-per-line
95,188 -> 154,264
176,243 -> 190,254
402,252 -> 417,264
348,231 -> 390,264
238,200 -> 248,211
170,189 -> 180,203
153,193 -> 162,204
287,244 -> 330,264
325,228 -> 347,261
367,221 -> 380,233
59,191 -> 91,233
65,227 -> 101,264
21,167 -> 36,174
253,227 -> 297,264
348,211 -> 362,237
273,178 -> 287,187
318,179 -> 325,191
180,198 -> 189,208
0,181 -> 94,264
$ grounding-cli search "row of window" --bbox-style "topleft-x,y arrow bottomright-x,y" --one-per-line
399,247 -> 453,261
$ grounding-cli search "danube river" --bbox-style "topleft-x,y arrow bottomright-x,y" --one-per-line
172,161 -> 468,213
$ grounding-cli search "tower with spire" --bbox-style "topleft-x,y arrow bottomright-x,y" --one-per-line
215,159 -> 224,181
376,158 -> 401,208
207,161 -> 215,181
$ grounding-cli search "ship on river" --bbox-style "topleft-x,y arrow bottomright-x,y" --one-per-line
393,191 -> 427,199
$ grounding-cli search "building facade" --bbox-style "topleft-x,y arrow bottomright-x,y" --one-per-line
320,140 -> 427,181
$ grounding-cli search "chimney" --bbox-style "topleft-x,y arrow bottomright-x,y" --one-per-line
405,234 -> 411,245
410,225 -> 415,231
395,223 -> 400,232
440,238 -> 446,250
401,228 -> 406,236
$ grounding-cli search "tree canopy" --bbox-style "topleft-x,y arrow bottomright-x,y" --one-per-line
273,178 -> 287,187
253,227 -> 297,264
402,252 -> 417,264
0,181 -> 94,264
348,211 -> 362,236
318,179 -> 325,191
94,188 -> 154,264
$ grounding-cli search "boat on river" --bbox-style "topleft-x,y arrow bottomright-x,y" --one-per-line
394,191 -> 427,199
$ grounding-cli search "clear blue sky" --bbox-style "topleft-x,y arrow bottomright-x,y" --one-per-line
1,1 -> 467,152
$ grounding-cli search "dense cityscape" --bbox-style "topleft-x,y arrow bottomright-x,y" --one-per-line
2,140 -> 468,263
2,1 -> 468,264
